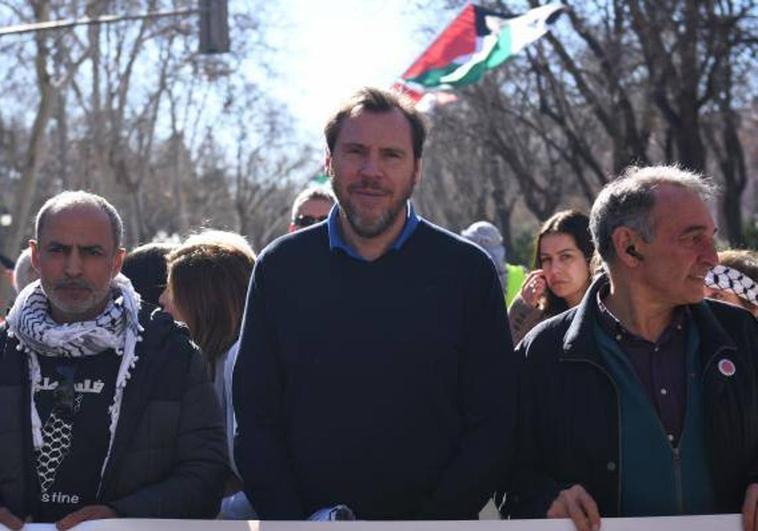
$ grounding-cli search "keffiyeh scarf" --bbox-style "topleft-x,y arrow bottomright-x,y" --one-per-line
705,264 -> 758,307
5,273 -> 143,493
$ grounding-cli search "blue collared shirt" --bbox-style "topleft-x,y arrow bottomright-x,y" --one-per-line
327,201 -> 420,261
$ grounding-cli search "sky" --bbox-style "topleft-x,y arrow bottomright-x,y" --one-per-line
259,0 -> 443,142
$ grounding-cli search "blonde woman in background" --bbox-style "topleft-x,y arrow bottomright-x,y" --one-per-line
161,230 -> 256,519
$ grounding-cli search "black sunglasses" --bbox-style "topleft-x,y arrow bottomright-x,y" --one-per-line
294,214 -> 327,228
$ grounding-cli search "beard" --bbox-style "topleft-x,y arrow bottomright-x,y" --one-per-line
335,175 -> 416,239
43,277 -> 112,322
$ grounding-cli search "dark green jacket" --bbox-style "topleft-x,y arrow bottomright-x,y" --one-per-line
508,276 -> 758,518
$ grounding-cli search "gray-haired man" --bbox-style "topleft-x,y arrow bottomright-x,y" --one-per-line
0,191 -> 227,529
288,185 -> 336,233
510,166 -> 758,531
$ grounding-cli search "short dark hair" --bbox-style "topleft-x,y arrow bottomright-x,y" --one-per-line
36,191 -> 124,251
531,209 -> 594,316
122,242 -> 176,306
324,87 -> 428,159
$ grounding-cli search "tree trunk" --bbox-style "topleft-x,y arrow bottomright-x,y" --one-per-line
2,0 -> 54,258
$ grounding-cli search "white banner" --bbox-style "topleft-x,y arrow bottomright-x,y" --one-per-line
23,513 -> 742,530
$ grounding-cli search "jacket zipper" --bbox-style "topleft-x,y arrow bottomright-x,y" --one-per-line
647,393 -> 685,512
648,341 -> 726,516
561,358 -> 623,516
673,447 -> 684,512
650,342 -> 733,514
556,340 -> 734,516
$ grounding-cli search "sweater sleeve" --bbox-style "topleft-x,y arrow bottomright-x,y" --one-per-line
233,257 -> 305,519
417,255 -> 518,519
508,294 -> 546,346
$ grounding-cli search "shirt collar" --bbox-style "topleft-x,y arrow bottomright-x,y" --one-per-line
327,201 -> 420,261
595,280 -> 688,346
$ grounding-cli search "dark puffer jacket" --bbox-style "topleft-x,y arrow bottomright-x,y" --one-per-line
0,305 -> 228,520
508,277 -> 758,518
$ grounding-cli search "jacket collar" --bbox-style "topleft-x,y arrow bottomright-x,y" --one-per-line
561,274 -> 737,364
561,275 -> 605,359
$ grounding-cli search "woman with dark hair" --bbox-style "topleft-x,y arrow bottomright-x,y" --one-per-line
159,230 -> 256,519
508,210 -> 595,344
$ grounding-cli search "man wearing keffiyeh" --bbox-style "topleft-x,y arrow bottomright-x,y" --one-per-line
0,191 -> 227,529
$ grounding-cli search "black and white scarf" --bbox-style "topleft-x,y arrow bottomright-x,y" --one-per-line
5,273 -> 143,492
705,264 -> 758,307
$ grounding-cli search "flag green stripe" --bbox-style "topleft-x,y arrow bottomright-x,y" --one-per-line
405,64 -> 464,88
486,25 -> 513,68
405,26 -> 515,89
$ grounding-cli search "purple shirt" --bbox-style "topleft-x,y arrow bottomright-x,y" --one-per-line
597,285 -> 689,447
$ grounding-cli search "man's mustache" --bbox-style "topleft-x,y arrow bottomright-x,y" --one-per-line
54,280 -> 93,291
349,181 -> 390,194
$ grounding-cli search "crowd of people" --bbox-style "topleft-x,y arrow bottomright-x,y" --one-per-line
0,86 -> 756,531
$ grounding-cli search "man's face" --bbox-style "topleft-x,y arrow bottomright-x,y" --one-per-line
289,198 -> 333,232
327,108 -> 420,239
31,205 -> 124,323
633,185 -> 718,306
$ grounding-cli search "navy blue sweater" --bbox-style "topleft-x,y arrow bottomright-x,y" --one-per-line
233,219 -> 516,520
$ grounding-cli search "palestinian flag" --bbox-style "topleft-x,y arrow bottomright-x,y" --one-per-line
397,2 -> 565,94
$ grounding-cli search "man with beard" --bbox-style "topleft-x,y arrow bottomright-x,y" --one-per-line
0,191 -> 227,529
233,87 -> 516,520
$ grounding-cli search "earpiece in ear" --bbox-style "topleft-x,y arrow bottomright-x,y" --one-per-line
626,245 -> 644,261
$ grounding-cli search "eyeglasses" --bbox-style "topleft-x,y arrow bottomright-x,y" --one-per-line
294,214 -> 327,228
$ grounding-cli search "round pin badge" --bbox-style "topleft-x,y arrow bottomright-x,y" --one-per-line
718,358 -> 736,377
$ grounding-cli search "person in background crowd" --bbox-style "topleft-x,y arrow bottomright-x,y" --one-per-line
1,253 -> 14,284
121,242 -> 175,306
460,221 -> 528,308
704,249 -> 758,318
460,221 -> 506,293
160,229 -> 256,519
234,87 -> 516,521
510,166 -> 758,531
12,248 -> 39,294
506,261 -> 528,308
288,185 -> 336,233
0,253 -> 14,321
508,210 -> 594,345
0,191 -> 227,529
